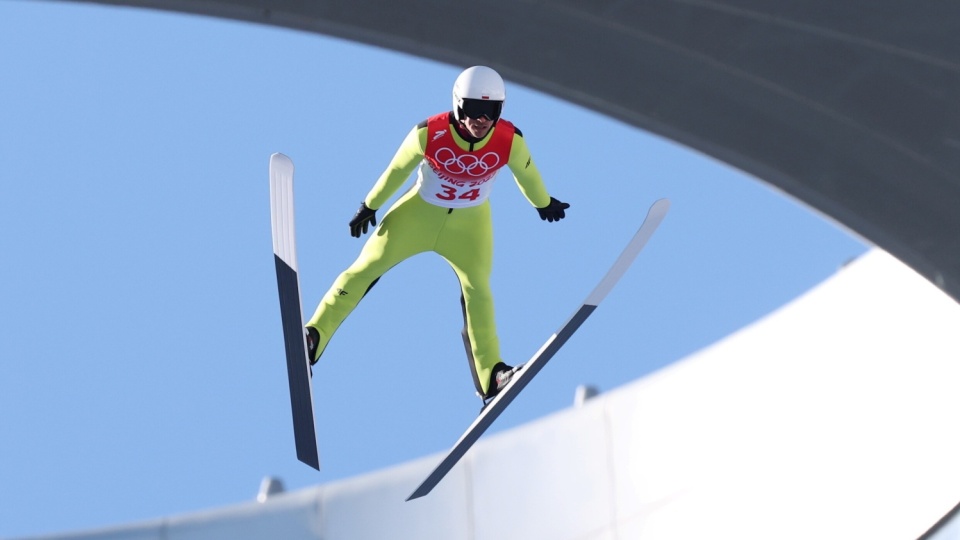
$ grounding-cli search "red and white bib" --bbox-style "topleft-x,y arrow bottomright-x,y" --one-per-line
417,113 -> 515,208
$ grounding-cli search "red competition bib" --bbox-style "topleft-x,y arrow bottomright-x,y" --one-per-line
417,113 -> 515,208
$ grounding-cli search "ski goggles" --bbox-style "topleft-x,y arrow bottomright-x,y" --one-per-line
460,98 -> 503,121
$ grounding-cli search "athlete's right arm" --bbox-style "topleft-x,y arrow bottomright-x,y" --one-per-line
363,123 -> 427,210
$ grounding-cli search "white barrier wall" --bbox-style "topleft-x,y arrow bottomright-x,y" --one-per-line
21,250 -> 960,540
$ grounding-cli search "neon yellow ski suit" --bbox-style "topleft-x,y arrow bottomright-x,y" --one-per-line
306,112 -> 552,396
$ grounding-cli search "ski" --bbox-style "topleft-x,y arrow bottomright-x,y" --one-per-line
406,198 -> 670,501
269,152 -> 320,470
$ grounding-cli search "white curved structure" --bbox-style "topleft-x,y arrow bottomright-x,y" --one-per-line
26,249 -> 960,539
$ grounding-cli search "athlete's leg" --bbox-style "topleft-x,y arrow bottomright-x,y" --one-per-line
305,190 -> 439,360
436,202 -> 502,395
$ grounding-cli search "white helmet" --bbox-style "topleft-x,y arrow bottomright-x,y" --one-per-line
452,66 -> 506,123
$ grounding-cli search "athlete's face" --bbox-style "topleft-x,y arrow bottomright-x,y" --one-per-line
460,116 -> 494,139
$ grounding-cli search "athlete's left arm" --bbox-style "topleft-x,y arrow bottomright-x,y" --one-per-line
507,130 -> 552,209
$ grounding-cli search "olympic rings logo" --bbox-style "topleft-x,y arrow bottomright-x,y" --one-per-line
434,147 -> 501,177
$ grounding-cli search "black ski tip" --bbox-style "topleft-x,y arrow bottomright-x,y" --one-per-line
296,440 -> 320,471
300,456 -> 320,471
406,486 -> 429,501
406,463 -> 450,501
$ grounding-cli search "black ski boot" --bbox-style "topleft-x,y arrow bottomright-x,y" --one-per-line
305,327 -> 321,376
480,362 -> 521,408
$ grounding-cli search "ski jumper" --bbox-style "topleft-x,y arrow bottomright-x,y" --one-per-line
306,112 -> 551,396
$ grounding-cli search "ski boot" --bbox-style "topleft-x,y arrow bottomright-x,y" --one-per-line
480,362 -> 522,409
305,327 -> 321,376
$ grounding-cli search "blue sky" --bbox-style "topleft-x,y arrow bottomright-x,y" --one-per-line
0,1 -> 866,537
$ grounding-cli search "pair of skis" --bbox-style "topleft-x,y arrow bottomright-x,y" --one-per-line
268,152 -> 669,500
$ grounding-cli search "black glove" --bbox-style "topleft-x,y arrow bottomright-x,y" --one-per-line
349,202 -> 377,238
536,197 -> 570,222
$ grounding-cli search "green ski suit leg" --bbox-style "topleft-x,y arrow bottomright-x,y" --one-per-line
434,198 -> 500,397
306,189 -> 503,395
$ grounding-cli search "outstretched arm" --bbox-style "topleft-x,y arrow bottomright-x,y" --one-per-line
363,124 -> 426,211
348,124 -> 426,237
508,132 -> 569,222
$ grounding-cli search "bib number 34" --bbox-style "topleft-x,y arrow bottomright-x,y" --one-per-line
436,185 -> 481,202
